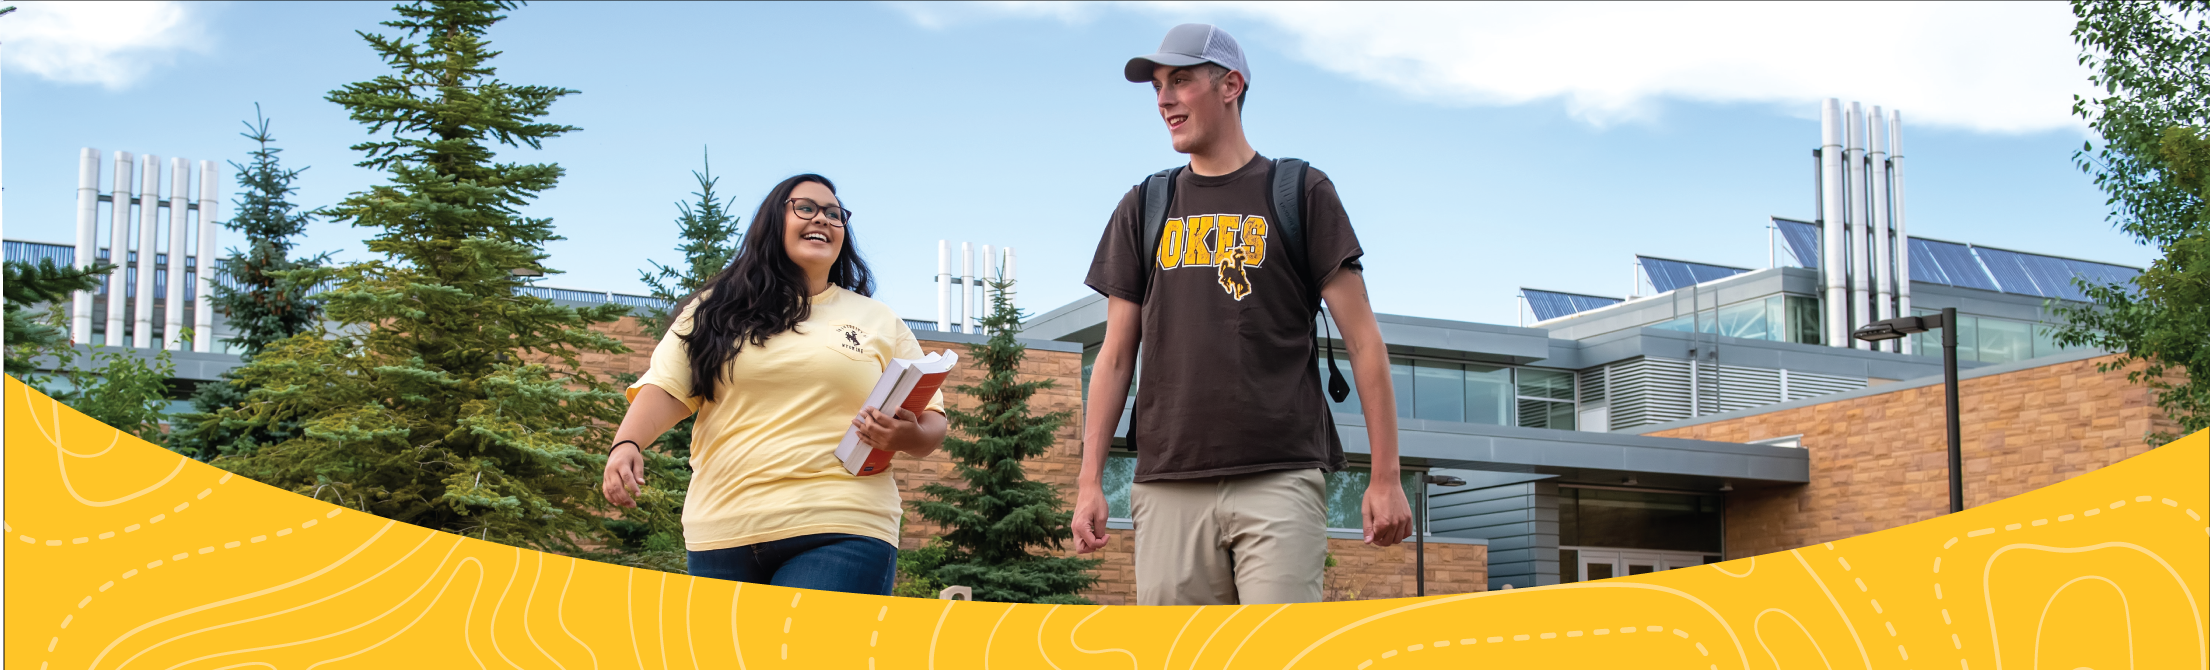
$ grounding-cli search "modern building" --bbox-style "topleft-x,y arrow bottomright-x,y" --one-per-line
7,98 -> 2161,595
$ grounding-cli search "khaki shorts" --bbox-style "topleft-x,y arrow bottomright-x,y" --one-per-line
1131,468 -> 1327,606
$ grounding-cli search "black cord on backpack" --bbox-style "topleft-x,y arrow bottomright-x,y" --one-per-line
1322,310 -> 1350,403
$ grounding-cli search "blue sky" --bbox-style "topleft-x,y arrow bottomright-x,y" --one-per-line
1,2 -> 2155,326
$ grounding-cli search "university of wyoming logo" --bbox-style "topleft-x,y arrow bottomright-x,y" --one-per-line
832,324 -> 868,356
1155,213 -> 1269,301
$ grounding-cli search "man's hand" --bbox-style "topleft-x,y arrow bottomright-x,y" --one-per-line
854,407 -> 937,456
1073,479 -> 1112,554
602,443 -> 645,509
1362,478 -> 1414,547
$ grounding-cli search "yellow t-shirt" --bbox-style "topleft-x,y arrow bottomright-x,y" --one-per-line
628,285 -> 945,551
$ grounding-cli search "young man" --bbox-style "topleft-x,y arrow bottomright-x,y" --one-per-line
1073,23 -> 1414,606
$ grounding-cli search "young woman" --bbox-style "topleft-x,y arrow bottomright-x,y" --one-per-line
602,174 -> 947,595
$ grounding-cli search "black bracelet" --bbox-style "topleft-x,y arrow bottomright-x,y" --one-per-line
611,439 -> 640,455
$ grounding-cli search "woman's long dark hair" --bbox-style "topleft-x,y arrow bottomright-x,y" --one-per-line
678,174 -> 874,401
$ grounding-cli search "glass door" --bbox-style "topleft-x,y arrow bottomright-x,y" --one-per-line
1620,551 -> 1661,576
1578,549 -> 1619,582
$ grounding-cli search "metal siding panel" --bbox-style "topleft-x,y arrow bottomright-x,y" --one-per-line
1430,495 -> 1534,519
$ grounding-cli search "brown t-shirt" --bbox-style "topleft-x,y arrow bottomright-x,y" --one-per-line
1085,155 -> 1361,482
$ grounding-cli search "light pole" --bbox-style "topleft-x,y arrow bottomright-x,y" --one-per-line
1853,307 -> 1962,513
1415,473 -> 1466,596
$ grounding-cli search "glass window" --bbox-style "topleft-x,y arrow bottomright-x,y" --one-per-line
1977,317 -> 2032,364
1464,364 -> 1512,425
1322,468 -> 1420,530
2033,323 -> 2069,358
1954,313 -> 1979,362
1518,398 -> 1575,430
1557,487 -> 1722,552
1413,361 -> 1465,422
1081,343 -> 1098,393
1317,354 -> 1361,414
1714,300 -> 1768,340
1104,453 -> 1138,519
1517,369 -> 1575,401
1787,295 -> 1822,344
1765,296 -> 1786,342
1391,357 -> 1415,419
1650,314 -> 1695,332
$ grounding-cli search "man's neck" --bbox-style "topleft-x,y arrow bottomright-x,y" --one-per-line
1187,130 -> 1257,177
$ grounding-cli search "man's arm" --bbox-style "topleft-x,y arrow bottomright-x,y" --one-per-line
1321,268 -> 1414,547
1073,296 -> 1142,554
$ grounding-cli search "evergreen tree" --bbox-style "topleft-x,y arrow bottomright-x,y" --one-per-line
622,149 -> 742,461
170,107 -> 331,460
4,258 -> 110,376
4,259 -> 178,443
209,0 -> 684,569
910,278 -> 1100,604
2060,0 -> 2210,440
638,148 -> 740,339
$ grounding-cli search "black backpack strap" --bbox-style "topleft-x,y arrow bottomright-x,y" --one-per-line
1273,157 -> 1350,404
1140,166 -> 1182,283
1269,157 -> 1311,291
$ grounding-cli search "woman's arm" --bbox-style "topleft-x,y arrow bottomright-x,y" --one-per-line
602,384 -> 695,509
854,407 -> 947,459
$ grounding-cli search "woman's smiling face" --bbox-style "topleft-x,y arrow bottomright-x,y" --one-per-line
781,180 -> 846,283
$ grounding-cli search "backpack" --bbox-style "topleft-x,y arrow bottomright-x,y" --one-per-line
1127,157 -> 1351,455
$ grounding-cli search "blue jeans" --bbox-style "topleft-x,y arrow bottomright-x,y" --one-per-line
687,533 -> 898,596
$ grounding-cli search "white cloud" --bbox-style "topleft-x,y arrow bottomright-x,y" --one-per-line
0,1 -> 207,89
911,1 -> 2091,134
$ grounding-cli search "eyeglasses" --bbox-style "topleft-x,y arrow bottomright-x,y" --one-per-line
787,198 -> 851,227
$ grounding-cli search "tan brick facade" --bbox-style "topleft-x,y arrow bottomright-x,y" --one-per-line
584,317 -> 1485,602
1645,354 -> 2179,560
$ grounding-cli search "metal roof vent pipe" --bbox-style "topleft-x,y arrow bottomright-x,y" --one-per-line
1869,107 -> 1896,352
1846,102 -> 1873,351
1892,110 -> 1914,355
1819,99 -> 1849,349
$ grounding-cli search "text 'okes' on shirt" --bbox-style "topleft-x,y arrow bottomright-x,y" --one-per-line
1085,155 -> 1363,483
628,285 -> 945,552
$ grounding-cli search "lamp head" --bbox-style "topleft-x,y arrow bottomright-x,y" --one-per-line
1854,315 -> 1936,342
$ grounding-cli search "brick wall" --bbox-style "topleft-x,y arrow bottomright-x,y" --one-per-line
1645,354 -> 2178,559
587,318 -> 1485,602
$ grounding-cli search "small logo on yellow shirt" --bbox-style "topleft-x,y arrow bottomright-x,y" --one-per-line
832,324 -> 870,358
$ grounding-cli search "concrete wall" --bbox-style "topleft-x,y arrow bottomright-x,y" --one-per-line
1642,353 -> 2179,559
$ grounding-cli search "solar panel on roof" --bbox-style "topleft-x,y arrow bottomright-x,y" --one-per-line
1524,288 -> 1624,321
1637,256 -> 1748,294
1970,247 -> 2142,300
1971,247 -> 2045,297
1773,219 -> 1821,268
1908,239 -> 2001,292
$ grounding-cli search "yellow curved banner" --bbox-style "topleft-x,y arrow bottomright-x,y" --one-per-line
8,376 -> 2206,669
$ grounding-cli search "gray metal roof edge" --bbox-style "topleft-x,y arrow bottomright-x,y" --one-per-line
1618,346 -> 2114,435
1332,411 -> 1810,460
917,330 -> 1083,353
1019,292 -> 1108,342
1371,311 -> 1548,337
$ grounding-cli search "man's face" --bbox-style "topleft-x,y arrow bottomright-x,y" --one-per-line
1152,64 -> 1242,154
